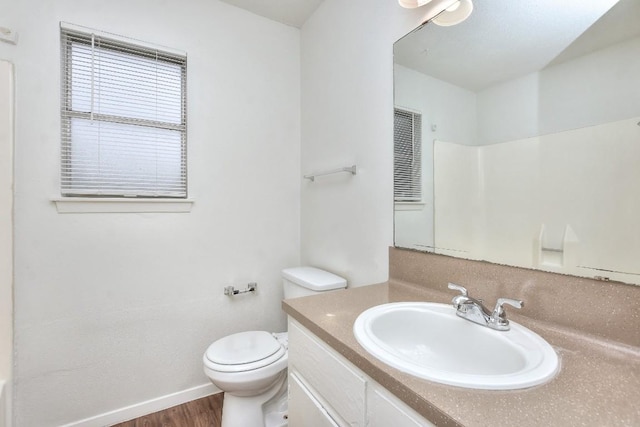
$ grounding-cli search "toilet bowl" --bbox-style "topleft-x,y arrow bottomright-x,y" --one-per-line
203,267 -> 347,427
204,331 -> 289,427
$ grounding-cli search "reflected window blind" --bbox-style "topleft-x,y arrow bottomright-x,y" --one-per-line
61,24 -> 187,198
394,108 -> 422,202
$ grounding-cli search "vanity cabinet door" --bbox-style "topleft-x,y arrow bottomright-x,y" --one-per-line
367,387 -> 435,427
289,372 -> 340,427
287,318 -> 435,427
288,320 -> 366,426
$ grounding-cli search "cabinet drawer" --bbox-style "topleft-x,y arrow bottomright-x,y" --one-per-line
288,319 -> 366,426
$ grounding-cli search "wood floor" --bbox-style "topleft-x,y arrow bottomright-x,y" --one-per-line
113,393 -> 224,427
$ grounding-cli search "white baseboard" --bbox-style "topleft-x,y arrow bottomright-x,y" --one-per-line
60,383 -> 220,427
0,380 -> 8,427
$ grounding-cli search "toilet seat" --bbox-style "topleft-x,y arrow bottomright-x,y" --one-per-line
204,331 -> 286,373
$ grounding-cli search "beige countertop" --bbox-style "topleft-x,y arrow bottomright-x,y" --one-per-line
283,280 -> 640,427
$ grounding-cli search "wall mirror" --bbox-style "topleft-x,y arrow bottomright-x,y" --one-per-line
393,0 -> 640,285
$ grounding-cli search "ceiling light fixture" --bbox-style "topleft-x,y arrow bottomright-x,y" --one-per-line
398,0 -> 433,9
432,0 -> 474,26
444,1 -> 460,12
398,0 -> 474,26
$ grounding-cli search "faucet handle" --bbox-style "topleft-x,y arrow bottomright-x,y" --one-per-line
447,283 -> 468,296
491,298 -> 524,330
495,298 -> 524,312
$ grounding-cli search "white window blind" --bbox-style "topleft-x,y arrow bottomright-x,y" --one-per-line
60,24 -> 187,198
394,108 -> 422,202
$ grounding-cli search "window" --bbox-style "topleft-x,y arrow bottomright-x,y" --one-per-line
394,108 -> 422,202
60,23 -> 187,198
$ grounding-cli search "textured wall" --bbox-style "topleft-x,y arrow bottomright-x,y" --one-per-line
0,60 -> 13,427
0,1 -> 300,425
299,0 -> 453,286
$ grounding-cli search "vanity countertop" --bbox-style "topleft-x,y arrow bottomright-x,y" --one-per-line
282,280 -> 640,427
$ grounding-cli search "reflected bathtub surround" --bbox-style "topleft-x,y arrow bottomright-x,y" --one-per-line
393,0 -> 640,285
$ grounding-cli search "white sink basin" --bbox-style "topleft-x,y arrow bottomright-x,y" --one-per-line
353,302 -> 559,390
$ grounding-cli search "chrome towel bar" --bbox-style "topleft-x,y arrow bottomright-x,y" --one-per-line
304,165 -> 357,182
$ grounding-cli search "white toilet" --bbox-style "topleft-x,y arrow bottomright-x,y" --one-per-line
203,267 -> 347,427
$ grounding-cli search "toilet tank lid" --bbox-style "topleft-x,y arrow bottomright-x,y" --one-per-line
282,267 -> 347,291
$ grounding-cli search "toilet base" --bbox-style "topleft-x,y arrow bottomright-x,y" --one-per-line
221,370 -> 288,427
263,383 -> 288,427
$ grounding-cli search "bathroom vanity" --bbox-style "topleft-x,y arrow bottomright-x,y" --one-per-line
288,318 -> 433,426
283,248 -> 640,426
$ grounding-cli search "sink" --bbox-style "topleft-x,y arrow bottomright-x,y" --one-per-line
353,302 -> 559,390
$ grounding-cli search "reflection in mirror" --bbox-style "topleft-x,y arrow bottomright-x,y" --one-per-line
393,0 -> 640,285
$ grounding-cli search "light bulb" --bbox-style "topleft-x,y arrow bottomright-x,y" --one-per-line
432,0 -> 473,26
445,1 -> 460,12
398,0 -> 433,8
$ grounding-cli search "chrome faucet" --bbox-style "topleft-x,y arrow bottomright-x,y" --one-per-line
447,283 -> 523,331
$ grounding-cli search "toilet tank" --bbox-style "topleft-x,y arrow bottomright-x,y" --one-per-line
282,267 -> 347,299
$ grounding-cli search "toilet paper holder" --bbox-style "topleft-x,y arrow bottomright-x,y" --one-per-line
224,282 -> 257,296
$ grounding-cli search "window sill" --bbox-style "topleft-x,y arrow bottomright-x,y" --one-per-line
394,202 -> 425,211
52,198 -> 194,213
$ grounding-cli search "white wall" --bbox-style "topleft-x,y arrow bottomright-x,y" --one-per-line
0,1 -> 300,425
476,74 -> 540,146
0,60 -> 14,427
299,0 -> 455,286
477,36 -> 640,145
393,64 -> 476,250
394,65 -> 477,146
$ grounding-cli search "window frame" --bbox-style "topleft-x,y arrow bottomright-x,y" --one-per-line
394,107 -> 423,203
60,23 -> 188,199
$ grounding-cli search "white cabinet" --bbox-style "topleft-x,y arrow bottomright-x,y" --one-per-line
367,386 -> 429,427
289,372 -> 340,427
288,319 -> 366,426
288,318 -> 435,427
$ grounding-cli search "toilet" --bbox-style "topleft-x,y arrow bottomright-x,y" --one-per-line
203,267 -> 347,427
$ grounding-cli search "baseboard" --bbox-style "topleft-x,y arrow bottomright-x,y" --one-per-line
0,380 -> 8,427
60,383 -> 220,427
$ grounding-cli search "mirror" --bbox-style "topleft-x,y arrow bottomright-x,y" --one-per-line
393,0 -> 640,285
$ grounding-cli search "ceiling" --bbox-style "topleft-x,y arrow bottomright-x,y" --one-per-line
217,0 -> 640,90
219,0 -> 324,28
394,0 -> 639,92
